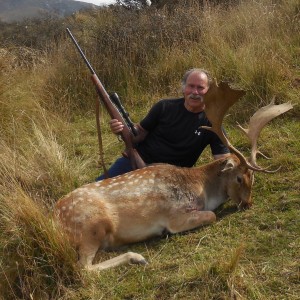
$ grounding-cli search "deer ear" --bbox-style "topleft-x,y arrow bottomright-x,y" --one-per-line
221,158 -> 236,172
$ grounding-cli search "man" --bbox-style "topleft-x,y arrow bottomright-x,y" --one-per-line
96,68 -> 230,180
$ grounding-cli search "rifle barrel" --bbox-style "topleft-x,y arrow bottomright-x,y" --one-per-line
66,28 -> 95,75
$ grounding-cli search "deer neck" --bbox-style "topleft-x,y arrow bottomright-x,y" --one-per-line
190,159 -> 229,210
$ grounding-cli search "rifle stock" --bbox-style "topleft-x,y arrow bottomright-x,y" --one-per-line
66,28 -> 146,171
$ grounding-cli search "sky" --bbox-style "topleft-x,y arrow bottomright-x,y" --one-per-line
75,0 -> 117,6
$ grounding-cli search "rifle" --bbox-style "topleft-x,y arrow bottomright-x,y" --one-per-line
66,28 -> 146,171
110,92 -> 138,136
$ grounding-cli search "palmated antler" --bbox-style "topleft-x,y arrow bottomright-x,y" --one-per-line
237,98 -> 293,171
202,81 -> 293,173
202,81 -> 245,145
202,80 -> 269,172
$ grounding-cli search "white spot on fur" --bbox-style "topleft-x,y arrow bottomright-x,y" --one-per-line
73,215 -> 86,223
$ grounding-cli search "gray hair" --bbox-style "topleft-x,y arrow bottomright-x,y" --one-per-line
181,68 -> 212,91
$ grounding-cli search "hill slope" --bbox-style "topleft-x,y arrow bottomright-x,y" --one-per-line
0,0 -> 97,22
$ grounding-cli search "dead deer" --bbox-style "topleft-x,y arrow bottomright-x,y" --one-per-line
54,81 -> 292,271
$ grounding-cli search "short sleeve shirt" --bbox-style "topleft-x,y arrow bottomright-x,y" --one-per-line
136,98 -> 229,167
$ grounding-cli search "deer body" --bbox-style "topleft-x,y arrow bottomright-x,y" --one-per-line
55,154 -> 252,271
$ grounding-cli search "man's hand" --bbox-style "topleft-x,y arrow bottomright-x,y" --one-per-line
109,119 -> 149,144
109,119 -> 124,134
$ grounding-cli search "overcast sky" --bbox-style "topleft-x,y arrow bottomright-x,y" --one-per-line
75,0 -> 117,6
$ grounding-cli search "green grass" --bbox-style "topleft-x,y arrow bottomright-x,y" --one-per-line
0,0 -> 299,298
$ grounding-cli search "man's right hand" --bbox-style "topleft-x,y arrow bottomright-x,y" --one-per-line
109,119 -> 124,134
109,119 -> 148,143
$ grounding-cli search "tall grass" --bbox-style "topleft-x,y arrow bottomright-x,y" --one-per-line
0,0 -> 299,298
0,168 -> 81,299
55,0 -> 299,119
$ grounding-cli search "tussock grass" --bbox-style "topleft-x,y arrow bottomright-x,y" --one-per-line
0,0 -> 299,298
0,170 -> 81,299
0,120 -> 92,200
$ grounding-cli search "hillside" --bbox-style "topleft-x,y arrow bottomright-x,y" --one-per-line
0,0 -> 97,22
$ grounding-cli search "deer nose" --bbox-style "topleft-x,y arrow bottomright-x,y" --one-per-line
239,200 -> 252,210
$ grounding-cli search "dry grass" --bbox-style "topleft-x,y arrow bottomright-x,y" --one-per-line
0,170 -> 82,299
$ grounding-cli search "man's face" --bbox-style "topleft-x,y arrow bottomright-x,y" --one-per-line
183,72 -> 209,112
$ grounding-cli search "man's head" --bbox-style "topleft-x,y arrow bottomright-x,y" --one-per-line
181,68 -> 211,113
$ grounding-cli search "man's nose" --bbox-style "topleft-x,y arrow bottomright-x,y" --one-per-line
191,87 -> 200,94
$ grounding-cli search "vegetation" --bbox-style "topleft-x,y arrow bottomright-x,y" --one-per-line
0,0 -> 299,298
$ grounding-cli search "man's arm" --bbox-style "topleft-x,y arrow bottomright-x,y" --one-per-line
210,126 -> 231,160
132,124 -> 148,143
110,100 -> 164,144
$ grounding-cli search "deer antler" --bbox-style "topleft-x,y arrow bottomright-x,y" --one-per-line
202,81 -> 245,145
202,81 -> 293,172
237,98 -> 293,171
201,80 -> 262,171
202,80 -> 273,172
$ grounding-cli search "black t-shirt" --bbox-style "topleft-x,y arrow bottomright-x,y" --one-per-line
136,98 -> 229,167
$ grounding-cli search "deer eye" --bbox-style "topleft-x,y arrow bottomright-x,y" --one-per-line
237,176 -> 243,184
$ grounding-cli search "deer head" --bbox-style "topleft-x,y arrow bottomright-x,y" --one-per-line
218,155 -> 254,209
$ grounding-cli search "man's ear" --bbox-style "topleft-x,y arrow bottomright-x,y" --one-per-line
221,157 -> 236,172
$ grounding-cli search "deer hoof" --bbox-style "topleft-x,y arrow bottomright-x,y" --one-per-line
127,252 -> 148,265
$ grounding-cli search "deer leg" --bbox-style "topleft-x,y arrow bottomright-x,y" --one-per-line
77,218 -> 112,269
78,239 -> 147,271
78,242 -> 99,269
86,252 -> 147,271
167,210 -> 216,234
77,221 -> 147,271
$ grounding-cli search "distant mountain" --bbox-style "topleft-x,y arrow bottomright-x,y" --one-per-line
0,0 -> 98,23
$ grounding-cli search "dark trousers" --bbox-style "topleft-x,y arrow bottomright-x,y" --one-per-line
95,156 -> 134,181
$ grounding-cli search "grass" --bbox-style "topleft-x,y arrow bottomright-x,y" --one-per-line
0,0 -> 299,298
0,174 -> 81,299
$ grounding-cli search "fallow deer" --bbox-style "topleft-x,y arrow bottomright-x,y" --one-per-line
54,81 -> 292,271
